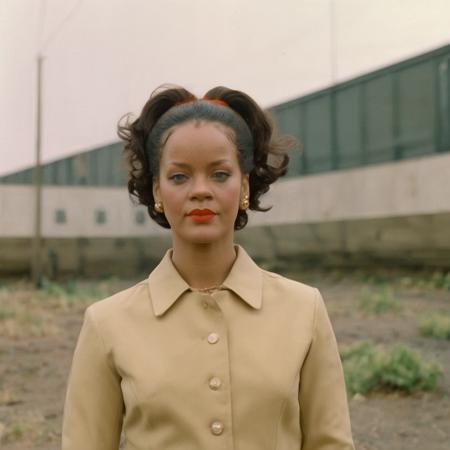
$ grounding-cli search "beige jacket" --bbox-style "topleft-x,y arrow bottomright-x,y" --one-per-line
62,245 -> 354,450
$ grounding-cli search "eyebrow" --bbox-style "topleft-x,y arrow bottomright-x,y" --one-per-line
167,159 -> 232,168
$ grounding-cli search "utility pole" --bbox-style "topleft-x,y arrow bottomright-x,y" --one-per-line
31,0 -> 83,287
32,54 -> 44,288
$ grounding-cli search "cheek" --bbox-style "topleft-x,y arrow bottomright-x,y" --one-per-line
222,185 -> 242,208
158,182 -> 183,209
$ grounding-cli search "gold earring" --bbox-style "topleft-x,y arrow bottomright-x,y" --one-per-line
154,201 -> 164,213
240,195 -> 249,210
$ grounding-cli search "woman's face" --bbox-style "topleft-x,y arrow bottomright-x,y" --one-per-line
152,120 -> 249,247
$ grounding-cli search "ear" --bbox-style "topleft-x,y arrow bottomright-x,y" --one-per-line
241,174 -> 250,198
152,176 -> 161,203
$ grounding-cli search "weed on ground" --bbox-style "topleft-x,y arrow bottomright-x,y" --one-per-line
341,341 -> 443,396
418,314 -> 450,340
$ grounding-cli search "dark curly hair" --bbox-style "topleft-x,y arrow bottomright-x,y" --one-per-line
117,84 -> 296,230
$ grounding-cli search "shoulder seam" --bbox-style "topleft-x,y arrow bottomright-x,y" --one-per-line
261,269 -> 280,278
261,269 -> 318,292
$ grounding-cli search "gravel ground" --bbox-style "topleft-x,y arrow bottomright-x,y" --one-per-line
0,271 -> 449,450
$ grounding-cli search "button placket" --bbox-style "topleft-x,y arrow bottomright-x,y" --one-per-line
200,291 -> 232,442
202,293 -> 231,442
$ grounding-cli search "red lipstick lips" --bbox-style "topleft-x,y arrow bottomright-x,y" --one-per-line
187,208 -> 216,223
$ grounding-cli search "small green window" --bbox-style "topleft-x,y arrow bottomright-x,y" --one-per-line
95,209 -> 107,224
54,209 -> 67,224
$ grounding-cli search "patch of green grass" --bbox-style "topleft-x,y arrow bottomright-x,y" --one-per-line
360,273 -> 390,286
1,421 -> 26,442
427,271 -> 450,290
39,278 -> 104,300
341,342 -> 442,396
358,286 -> 401,315
418,314 -> 450,340
34,278 -> 110,311
341,342 -> 381,395
10,423 -> 24,439
0,308 -> 16,321
0,279 -> 119,338
400,271 -> 450,291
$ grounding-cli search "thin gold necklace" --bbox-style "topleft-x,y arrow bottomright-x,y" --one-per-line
191,285 -> 222,294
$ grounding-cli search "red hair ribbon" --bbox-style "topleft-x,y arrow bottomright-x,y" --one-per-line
203,97 -> 228,107
174,97 -> 228,107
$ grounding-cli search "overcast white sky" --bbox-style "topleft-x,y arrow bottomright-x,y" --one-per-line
1,0 -> 450,176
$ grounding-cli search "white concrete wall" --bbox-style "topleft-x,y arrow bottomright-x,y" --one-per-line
1,152 -> 449,238
0,185 -> 167,238
248,152 -> 450,226
0,185 -> 34,236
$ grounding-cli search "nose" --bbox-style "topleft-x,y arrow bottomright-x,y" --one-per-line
189,175 -> 213,201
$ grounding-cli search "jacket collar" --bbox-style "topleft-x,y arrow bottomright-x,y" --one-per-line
148,244 -> 263,317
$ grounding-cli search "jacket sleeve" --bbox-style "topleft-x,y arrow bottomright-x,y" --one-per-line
298,288 -> 355,450
62,306 -> 124,450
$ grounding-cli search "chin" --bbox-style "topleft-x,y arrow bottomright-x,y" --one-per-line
180,228 -> 232,246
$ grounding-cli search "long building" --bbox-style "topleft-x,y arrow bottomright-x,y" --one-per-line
1,44 -> 450,276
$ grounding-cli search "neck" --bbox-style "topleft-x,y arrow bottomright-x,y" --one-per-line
170,240 -> 237,289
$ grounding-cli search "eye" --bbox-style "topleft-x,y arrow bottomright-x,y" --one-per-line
169,173 -> 187,183
212,171 -> 231,181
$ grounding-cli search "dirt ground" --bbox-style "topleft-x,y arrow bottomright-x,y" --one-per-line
0,269 -> 449,450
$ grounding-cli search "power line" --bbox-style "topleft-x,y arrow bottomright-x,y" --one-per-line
329,0 -> 337,84
39,0 -> 83,54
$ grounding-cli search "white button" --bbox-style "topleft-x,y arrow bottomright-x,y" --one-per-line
209,376 -> 222,390
210,421 -> 224,435
207,333 -> 220,344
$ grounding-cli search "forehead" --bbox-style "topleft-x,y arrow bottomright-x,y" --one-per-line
161,120 -> 238,161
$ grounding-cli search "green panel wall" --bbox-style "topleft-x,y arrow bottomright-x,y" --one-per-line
365,74 -> 395,163
397,60 -> 436,158
2,44 -> 450,185
269,44 -> 450,178
335,85 -> 363,168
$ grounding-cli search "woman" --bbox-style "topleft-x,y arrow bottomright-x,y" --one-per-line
62,85 -> 355,449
